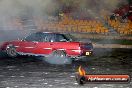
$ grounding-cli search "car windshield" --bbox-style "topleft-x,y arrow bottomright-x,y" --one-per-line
63,34 -> 77,42
64,34 -> 91,43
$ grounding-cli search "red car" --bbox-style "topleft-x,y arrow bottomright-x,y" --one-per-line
0,32 -> 93,60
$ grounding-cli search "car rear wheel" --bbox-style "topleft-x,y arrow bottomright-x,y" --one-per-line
52,50 -> 66,58
44,50 -> 72,64
6,45 -> 17,58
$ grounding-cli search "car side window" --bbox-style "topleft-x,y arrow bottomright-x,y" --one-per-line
56,34 -> 68,42
38,33 -> 48,42
44,34 -> 56,42
25,32 -> 44,42
25,33 -> 68,42
25,33 -> 39,42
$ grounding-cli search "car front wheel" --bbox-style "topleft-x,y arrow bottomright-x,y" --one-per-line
6,45 -> 17,58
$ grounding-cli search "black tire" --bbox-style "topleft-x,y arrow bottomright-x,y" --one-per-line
44,50 -> 72,65
6,45 -> 17,58
52,50 -> 67,58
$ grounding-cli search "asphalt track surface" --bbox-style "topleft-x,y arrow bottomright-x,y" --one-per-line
0,48 -> 132,88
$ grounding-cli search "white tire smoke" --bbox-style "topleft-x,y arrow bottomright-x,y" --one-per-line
44,56 -> 72,65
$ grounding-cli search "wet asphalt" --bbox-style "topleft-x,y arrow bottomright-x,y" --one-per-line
0,48 -> 132,88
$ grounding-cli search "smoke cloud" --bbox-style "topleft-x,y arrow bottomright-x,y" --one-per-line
66,0 -> 128,19
39,56 -> 72,65
0,0 -> 128,41
0,0 -> 128,30
0,0 -> 59,30
0,0 -> 59,41
0,0 -> 129,64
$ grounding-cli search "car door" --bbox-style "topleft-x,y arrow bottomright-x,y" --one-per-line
51,34 -> 70,50
17,33 -> 39,54
33,33 -> 54,55
51,34 -> 80,56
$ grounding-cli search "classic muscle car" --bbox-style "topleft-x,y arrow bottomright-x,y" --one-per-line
0,32 -> 93,60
